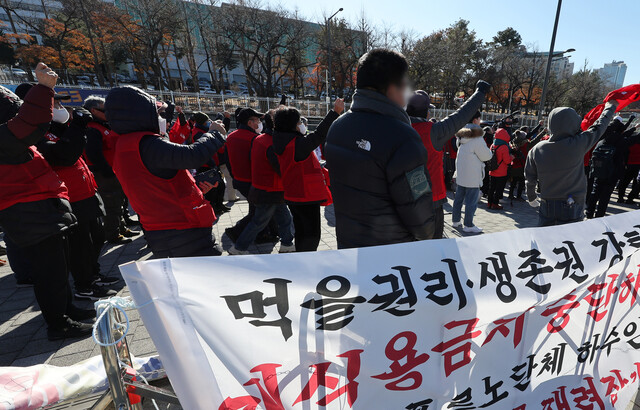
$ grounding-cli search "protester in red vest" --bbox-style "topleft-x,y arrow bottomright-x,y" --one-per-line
190,111 -> 230,216
0,63 -> 95,340
168,105 -> 191,144
617,116 -> 640,203
15,83 -> 118,301
406,87 -> 489,239
487,128 -> 514,210
273,100 -> 343,252
229,112 -> 295,254
84,95 -> 137,244
224,108 -> 276,243
106,86 -> 226,258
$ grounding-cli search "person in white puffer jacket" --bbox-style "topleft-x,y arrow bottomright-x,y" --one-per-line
452,112 -> 492,233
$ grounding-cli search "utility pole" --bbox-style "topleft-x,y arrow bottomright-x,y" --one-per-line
538,0 -> 562,121
326,8 -> 343,103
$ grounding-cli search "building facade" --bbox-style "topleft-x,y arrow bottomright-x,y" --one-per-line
598,61 -> 627,89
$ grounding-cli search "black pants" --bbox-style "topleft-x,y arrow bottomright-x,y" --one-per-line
619,164 -> 640,201
585,166 -> 595,203
433,204 -> 444,239
22,234 -> 73,328
289,203 -> 321,252
488,176 -> 508,205
146,227 -> 223,258
66,217 -> 105,289
5,236 -> 31,283
508,168 -> 525,199
94,173 -> 124,240
586,178 -> 617,218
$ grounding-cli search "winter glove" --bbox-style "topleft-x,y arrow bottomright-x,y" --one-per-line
70,107 -> 93,128
476,80 -> 491,94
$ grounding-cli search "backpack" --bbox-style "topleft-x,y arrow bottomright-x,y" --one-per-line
485,146 -> 501,172
590,143 -> 616,180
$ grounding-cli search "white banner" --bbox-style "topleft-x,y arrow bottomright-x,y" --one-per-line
121,211 -> 640,410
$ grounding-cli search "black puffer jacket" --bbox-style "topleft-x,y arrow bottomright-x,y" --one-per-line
325,89 -> 435,249
0,84 -> 76,247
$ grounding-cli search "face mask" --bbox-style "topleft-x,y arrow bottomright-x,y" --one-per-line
298,123 -> 307,135
255,121 -> 263,134
158,117 -> 167,135
52,107 -> 70,124
402,87 -> 413,110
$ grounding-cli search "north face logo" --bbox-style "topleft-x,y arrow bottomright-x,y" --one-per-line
356,139 -> 371,151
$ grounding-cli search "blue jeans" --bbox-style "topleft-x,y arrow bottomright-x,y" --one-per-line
538,199 -> 584,227
452,186 -> 480,227
235,203 -> 294,251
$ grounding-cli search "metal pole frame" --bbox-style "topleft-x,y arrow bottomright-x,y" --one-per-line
537,0 -> 563,121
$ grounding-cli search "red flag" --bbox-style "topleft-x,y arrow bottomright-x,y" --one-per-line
604,83 -> 640,111
581,103 -> 605,131
581,84 -> 640,130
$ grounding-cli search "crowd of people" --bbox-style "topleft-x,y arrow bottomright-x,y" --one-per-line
0,50 -> 634,340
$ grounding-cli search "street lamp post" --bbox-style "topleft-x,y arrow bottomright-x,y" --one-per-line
538,0 -> 564,121
326,7 -> 343,104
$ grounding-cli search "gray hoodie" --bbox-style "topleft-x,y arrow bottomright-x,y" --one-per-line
525,103 -> 617,204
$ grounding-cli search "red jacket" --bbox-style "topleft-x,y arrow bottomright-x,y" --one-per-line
278,138 -> 330,204
226,128 -> 256,182
413,121 -> 446,202
44,131 -> 98,203
489,129 -> 513,177
510,142 -> 529,170
113,131 -> 216,231
251,133 -> 283,192
86,121 -> 118,167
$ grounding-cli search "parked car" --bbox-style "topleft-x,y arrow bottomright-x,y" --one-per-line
201,88 -> 217,95
223,90 -> 235,95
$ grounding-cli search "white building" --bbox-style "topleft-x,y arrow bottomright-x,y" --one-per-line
598,61 -> 627,89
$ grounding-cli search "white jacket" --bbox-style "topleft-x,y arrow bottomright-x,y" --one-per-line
454,124 -> 492,188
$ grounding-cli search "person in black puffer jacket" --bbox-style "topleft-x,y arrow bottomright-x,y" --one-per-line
325,49 -> 435,249
105,86 -> 226,258
0,63 -> 94,340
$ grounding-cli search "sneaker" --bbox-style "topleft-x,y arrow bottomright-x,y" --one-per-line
47,317 -> 93,341
493,204 -> 504,210
279,244 -> 296,253
121,228 -> 140,238
67,306 -> 96,322
452,221 -> 462,228
107,235 -> 132,245
463,225 -> 483,234
75,286 -> 117,301
93,274 -> 120,286
228,245 -> 249,255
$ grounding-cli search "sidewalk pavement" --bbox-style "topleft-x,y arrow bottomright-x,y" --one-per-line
0,190 -> 638,368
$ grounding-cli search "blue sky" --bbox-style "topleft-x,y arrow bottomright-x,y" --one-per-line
275,0 -> 636,86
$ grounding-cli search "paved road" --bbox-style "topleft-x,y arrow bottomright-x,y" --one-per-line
0,190 -> 638,368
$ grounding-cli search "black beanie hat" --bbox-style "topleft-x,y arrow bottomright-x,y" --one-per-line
274,106 -> 300,132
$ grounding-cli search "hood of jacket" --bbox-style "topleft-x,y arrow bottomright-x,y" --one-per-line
0,85 -> 21,125
105,86 -> 159,135
493,128 -> 510,145
272,129 -> 302,155
548,107 -> 581,141
456,123 -> 484,139
350,88 -> 411,126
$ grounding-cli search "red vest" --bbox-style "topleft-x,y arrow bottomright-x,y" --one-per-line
413,122 -> 446,202
45,132 -> 98,203
86,122 -> 118,167
113,131 -> 216,231
277,138 -> 330,204
0,147 -> 68,211
251,133 -> 283,192
628,144 -> 640,165
226,128 -> 256,182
